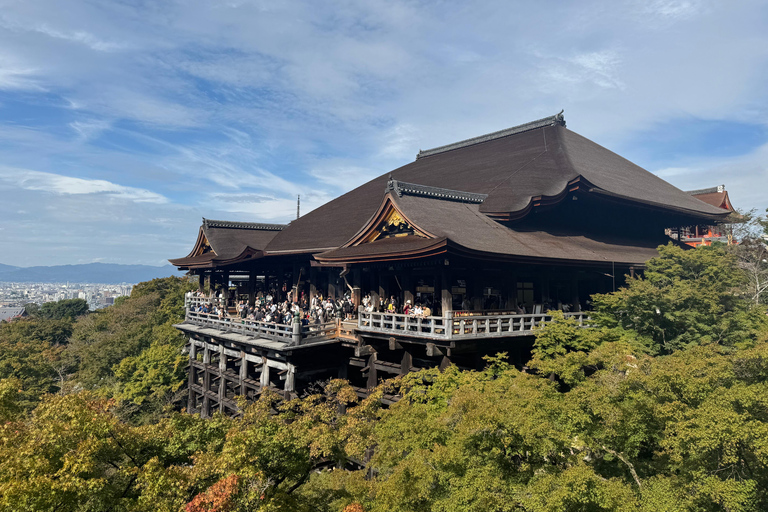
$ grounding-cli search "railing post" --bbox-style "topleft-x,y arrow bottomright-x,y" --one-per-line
292,310 -> 301,345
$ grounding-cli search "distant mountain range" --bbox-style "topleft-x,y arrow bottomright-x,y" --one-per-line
0,263 -> 185,284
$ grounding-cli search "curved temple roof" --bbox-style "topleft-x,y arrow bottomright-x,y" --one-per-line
172,112 -> 731,270
169,218 -> 286,269
265,112 -> 728,255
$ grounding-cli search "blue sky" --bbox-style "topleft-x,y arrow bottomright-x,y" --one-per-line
0,0 -> 766,266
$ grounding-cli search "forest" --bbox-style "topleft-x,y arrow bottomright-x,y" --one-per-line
1,212 -> 767,512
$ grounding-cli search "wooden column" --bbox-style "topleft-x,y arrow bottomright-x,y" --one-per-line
367,353 -> 378,389
571,276 -> 581,312
378,274 -> 386,311
187,340 -> 196,413
472,271 -> 484,311
248,272 -> 257,307
370,270 -> 379,312
260,360 -> 270,389
202,345 -> 211,417
198,273 -> 205,292
440,266 -> 452,316
328,271 -> 337,299
402,270 -> 414,308
222,270 -> 230,306
309,267 -> 317,302
284,364 -> 296,393
218,346 -> 227,412
352,268 -> 362,307
239,350 -> 247,394
400,349 -> 413,375
292,263 -> 301,303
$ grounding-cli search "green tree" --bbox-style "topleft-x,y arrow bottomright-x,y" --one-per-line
66,276 -> 195,420
591,243 -> 767,353
38,298 -> 89,321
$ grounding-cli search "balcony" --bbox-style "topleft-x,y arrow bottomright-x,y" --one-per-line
180,295 -> 338,348
357,309 -> 590,340
181,295 -> 591,347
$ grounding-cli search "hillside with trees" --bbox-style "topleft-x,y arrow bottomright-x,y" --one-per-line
0,215 -> 766,512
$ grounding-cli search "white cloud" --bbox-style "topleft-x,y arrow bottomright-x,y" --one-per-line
0,0 -> 765,265
0,167 -> 168,204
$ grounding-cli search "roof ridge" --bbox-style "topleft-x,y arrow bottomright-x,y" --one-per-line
386,178 -> 488,204
415,110 -> 566,160
685,185 -> 725,195
202,218 -> 286,231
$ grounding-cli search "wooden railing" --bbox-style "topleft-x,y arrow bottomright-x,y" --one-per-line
184,302 -> 336,346
357,309 -> 589,340
358,310 -> 452,339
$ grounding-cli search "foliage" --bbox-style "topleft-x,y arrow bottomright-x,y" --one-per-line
729,208 -> 768,305
591,243 -> 767,354
0,317 -> 73,407
66,277 -> 195,420
38,298 -> 89,321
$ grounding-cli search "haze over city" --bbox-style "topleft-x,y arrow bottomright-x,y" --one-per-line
0,0 -> 766,267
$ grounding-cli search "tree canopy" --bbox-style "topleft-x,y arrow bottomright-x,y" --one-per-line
0,246 -> 767,511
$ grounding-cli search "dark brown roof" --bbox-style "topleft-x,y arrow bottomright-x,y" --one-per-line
318,192 -> 665,265
267,113 -> 728,255
316,235 -> 448,263
169,219 -> 286,269
202,219 -> 284,260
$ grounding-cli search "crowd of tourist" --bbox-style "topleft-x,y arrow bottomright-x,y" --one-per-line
187,289 -> 359,327
185,288 -> 440,331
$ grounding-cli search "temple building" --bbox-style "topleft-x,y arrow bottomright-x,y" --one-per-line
671,185 -> 735,247
170,112 -> 730,416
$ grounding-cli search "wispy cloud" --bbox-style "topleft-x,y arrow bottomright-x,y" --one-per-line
0,0 -> 765,265
0,167 -> 168,204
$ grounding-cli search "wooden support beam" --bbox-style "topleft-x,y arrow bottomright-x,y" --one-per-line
426,342 -> 444,357
366,353 -> 378,389
355,344 -> 376,357
388,337 -> 402,351
401,350 -> 413,375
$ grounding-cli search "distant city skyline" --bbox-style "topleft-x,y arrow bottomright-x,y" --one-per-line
0,0 -> 766,267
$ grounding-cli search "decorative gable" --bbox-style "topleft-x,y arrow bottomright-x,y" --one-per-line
363,209 -> 418,243
345,195 -> 434,247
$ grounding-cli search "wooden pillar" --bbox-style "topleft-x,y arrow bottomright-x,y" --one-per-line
571,276 -> 581,312
260,360 -> 270,389
222,270 -> 230,306
378,274 -> 386,311
402,270 -> 414,308
328,270 -> 337,299
370,271 -> 379,312
440,266 -> 452,317
472,271 -> 483,311
248,272 -> 257,307
239,350 -> 247,394
367,353 -> 378,389
309,267 -> 317,302
198,273 -> 205,292
218,346 -> 226,412
187,340 -> 196,413
400,350 -> 413,375
292,263 -> 301,303
284,364 -> 296,393
352,268 -> 362,307
202,345 -> 211,417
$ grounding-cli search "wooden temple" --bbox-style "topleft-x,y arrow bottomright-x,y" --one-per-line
672,185 -> 735,247
169,112 -> 730,416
